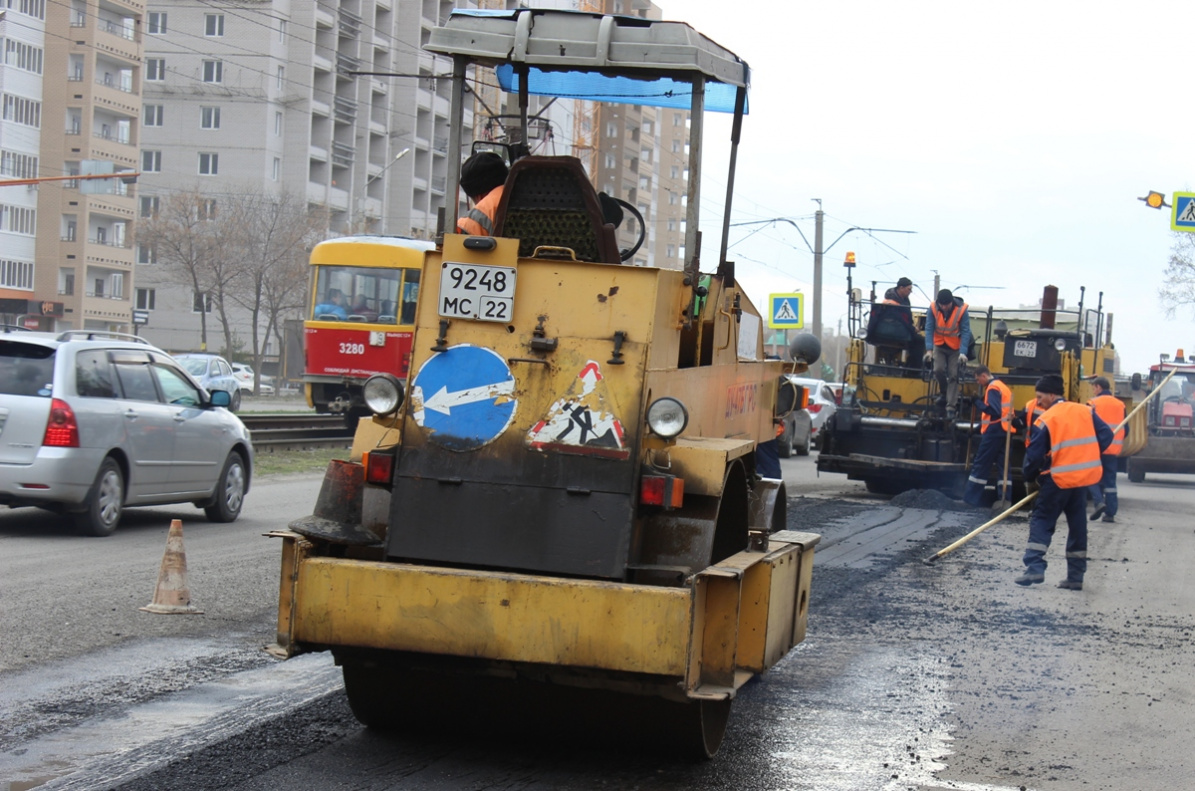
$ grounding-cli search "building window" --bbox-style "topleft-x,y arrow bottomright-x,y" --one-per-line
604,153 -> 615,169
606,122 -> 618,137
202,60 -> 223,83
193,292 -> 214,313
200,199 -> 217,219
204,13 -> 224,36
272,157 -> 280,181
274,111 -> 282,136
200,106 -> 220,129
143,104 -> 163,127
198,153 -> 218,175
135,288 -> 156,310
142,150 -> 161,172
140,196 -> 159,217
0,150 -> 38,179
278,19 -> 287,41
137,243 -> 157,264
276,66 -> 284,90
147,12 -> 166,33
2,94 -> 41,128
145,58 -> 166,81
0,204 -> 36,235
4,40 -> 44,74
0,258 -> 34,290
12,0 -> 46,20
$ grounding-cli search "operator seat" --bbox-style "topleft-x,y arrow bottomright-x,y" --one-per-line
492,156 -> 621,264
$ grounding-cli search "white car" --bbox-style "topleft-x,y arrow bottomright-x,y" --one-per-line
231,363 -> 274,395
785,376 -> 839,448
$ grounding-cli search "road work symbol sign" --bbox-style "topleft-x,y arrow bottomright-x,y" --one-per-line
527,360 -> 630,459
1172,193 -> 1195,233
768,293 -> 804,329
410,344 -> 516,451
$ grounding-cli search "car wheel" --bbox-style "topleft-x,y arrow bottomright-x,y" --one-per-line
796,432 -> 811,456
75,458 -> 124,537
777,428 -> 793,458
229,389 -> 242,412
205,452 -> 247,523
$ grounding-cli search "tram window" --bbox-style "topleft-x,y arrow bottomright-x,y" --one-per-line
401,270 -> 420,324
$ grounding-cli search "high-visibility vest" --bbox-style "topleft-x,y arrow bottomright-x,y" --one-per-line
1088,393 -> 1126,456
1023,398 -> 1039,448
457,185 -> 504,236
931,301 -> 967,350
981,378 -> 1013,434
1038,401 -> 1103,488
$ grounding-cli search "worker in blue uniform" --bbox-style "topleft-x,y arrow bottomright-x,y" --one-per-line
1018,374 -> 1113,590
964,365 -> 1013,506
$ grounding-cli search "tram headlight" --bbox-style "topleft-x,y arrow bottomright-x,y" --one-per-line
363,373 -> 404,416
646,397 -> 688,439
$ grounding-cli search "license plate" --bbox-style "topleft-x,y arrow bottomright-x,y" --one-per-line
1013,340 -> 1037,358
438,262 -> 517,323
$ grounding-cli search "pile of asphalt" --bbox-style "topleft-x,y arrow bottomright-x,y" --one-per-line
889,488 -> 979,513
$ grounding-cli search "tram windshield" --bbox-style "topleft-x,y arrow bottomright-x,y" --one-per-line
312,265 -> 420,325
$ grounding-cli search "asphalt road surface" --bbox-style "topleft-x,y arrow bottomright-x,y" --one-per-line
2,457 -> 1194,791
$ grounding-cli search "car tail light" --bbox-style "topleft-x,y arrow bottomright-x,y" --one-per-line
640,474 -> 684,509
807,403 -> 822,414
363,449 -> 395,485
43,399 -> 80,448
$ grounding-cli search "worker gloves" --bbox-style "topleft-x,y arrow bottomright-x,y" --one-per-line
959,353 -> 968,364
923,351 -> 933,363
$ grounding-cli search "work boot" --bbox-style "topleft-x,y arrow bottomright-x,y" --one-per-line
1014,572 -> 1045,586
1102,514 -> 1115,523
1057,579 -> 1083,590
1090,503 -> 1105,520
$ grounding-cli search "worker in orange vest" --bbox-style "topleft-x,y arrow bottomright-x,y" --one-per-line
964,365 -> 1013,506
1017,374 -> 1113,590
456,152 -> 508,236
923,289 -> 972,419
1087,377 -> 1126,523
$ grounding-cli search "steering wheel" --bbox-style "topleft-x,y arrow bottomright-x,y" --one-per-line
612,197 -> 646,261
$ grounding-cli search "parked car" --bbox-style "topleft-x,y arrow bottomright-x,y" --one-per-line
777,406 -> 813,458
174,353 -> 242,411
0,329 -> 254,536
785,376 -> 839,448
231,363 -> 275,396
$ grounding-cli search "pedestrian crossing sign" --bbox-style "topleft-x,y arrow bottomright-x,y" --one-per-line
768,293 -> 804,329
1172,193 -> 1195,232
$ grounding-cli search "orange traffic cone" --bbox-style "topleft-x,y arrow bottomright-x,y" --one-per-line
140,519 -> 203,615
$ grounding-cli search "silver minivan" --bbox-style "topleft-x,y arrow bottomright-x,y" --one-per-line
0,329 -> 254,536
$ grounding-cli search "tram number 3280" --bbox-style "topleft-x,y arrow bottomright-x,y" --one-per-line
439,262 -> 518,324
339,342 -> 366,355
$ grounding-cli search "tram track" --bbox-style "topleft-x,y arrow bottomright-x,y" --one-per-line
240,414 -> 354,450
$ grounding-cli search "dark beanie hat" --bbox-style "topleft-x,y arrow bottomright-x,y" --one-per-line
897,277 -> 913,288
936,289 -> 953,305
1092,376 -> 1111,391
1035,374 -> 1065,395
460,152 -> 508,199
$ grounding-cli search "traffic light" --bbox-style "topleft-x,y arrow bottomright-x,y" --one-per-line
1140,191 -> 1170,210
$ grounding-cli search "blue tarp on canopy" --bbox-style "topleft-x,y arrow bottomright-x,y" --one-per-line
494,63 -> 747,114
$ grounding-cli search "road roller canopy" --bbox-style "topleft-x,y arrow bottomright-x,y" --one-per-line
429,7 -> 751,273
426,8 -> 750,112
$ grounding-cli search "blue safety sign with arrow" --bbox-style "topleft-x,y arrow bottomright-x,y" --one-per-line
410,344 -> 517,451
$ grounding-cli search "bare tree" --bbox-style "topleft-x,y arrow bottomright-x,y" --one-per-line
136,191 -> 229,350
1160,232 -> 1195,320
223,188 -> 328,392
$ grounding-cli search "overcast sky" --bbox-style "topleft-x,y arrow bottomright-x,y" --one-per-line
661,0 -> 1192,374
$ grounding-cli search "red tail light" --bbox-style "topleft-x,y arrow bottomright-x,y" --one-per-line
807,403 -> 822,414
43,399 -> 80,447
363,449 -> 395,485
640,474 -> 684,509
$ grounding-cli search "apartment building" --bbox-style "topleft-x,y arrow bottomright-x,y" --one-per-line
134,0 -> 473,357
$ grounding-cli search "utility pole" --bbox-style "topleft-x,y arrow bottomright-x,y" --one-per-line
812,200 -> 824,344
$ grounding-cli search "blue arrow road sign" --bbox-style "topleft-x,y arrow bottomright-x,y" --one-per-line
1172,193 -> 1195,232
410,344 -> 517,451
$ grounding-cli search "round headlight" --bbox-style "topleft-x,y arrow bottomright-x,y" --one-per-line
363,373 -> 404,416
646,397 -> 688,439
1054,338 -> 1068,352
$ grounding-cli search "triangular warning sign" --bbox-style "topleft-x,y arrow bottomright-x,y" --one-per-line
527,361 -> 630,459
774,299 -> 797,321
